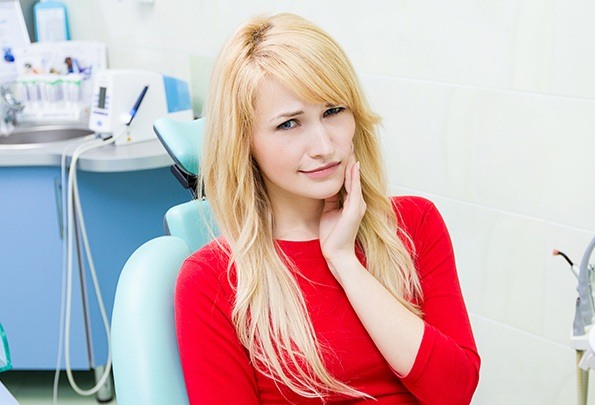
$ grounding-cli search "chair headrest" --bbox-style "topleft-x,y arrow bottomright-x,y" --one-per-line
153,117 -> 205,177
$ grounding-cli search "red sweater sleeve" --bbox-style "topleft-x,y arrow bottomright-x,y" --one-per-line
174,245 -> 259,404
396,197 -> 480,404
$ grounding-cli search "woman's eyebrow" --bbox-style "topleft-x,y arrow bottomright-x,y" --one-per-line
269,110 -> 304,122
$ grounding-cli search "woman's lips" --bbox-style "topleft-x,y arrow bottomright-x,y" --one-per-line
300,162 -> 340,179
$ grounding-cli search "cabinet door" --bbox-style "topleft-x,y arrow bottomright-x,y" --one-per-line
75,167 -> 189,366
0,167 -> 89,370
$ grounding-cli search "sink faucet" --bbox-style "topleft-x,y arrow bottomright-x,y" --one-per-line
0,85 -> 24,135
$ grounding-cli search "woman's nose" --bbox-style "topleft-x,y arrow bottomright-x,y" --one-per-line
308,123 -> 334,158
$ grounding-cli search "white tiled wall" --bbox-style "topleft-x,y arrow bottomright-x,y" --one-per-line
62,1 -> 595,403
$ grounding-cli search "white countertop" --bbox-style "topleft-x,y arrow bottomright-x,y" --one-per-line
0,134 -> 174,172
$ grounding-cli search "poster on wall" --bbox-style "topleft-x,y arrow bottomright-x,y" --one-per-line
0,0 -> 30,84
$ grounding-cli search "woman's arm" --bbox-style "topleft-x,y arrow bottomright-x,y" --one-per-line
320,159 -> 423,375
395,196 -> 480,404
320,161 -> 479,404
331,257 -> 426,373
175,254 -> 259,404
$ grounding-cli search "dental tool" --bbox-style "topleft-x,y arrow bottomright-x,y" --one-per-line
556,237 -> 595,405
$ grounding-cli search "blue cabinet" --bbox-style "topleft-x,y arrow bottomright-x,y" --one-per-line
0,165 -> 188,370
0,166 -> 89,369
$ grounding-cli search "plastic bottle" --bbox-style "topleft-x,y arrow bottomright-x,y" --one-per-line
33,0 -> 70,42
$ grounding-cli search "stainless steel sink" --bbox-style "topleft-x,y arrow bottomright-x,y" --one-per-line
0,125 -> 95,147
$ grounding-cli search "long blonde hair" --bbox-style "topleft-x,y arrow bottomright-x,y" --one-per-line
201,13 -> 422,400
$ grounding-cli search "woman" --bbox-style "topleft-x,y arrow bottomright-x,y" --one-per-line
175,13 -> 480,404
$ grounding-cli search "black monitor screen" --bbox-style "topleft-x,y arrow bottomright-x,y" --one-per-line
98,87 -> 107,109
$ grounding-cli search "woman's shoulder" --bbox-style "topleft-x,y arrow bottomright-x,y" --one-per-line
389,195 -> 445,240
175,237 -> 235,315
187,237 -> 230,264
177,237 -> 232,286
390,195 -> 438,219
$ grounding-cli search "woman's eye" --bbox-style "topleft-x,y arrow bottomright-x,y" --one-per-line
324,106 -> 345,117
277,119 -> 298,131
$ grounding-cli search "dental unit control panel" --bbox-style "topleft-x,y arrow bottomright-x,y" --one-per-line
89,69 -> 193,145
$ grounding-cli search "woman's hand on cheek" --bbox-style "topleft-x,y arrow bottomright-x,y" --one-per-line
319,155 -> 366,277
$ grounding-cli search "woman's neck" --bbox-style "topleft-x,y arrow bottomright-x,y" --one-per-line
269,196 -> 324,241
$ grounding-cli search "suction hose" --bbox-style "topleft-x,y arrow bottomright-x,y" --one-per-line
578,236 -> 595,323
576,236 -> 595,405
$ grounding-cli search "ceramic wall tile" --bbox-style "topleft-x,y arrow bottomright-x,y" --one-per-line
471,92 -> 595,231
188,55 -> 215,115
294,1 -> 558,95
550,0 -> 595,99
361,74 -> 595,231
470,315 -> 593,404
63,0 -> 595,100
359,75 -> 458,196
427,197 -> 496,318
71,0 -> 161,48
59,0 -> 105,42
438,197 -> 549,336
106,45 -> 192,85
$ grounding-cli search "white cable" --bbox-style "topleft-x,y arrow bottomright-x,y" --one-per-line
57,128 -> 127,399
53,141 -> 83,405
68,134 -> 121,395
65,137 -> 111,396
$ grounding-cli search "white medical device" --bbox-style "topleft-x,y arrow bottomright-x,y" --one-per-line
88,69 -> 193,145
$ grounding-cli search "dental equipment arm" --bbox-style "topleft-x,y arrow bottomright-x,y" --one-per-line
576,236 -> 595,335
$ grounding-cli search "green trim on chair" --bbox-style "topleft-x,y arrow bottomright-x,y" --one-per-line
0,323 -> 12,372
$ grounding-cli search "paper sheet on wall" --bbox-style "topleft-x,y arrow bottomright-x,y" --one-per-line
0,0 -> 30,84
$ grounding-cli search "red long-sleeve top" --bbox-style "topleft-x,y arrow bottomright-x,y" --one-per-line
175,196 -> 480,404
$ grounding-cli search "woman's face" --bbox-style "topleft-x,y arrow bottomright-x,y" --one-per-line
251,76 -> 356,206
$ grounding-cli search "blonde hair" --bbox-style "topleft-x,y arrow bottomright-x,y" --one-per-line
201,13 -> 422,399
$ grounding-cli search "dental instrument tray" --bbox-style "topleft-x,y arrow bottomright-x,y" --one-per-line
12,41 -> 106,123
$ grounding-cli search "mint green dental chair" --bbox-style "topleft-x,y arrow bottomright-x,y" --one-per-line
111,117 -> 216,404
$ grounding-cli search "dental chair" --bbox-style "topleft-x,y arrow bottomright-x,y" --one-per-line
111,117 -> 216,404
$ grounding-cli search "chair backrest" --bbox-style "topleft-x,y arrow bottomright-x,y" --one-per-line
153,116 -> 204,177
111,235 -> 192,405
164,199 -> 218,253
112,118 -> 215,404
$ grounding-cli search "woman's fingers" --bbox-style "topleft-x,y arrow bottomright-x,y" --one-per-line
344,153 -> 354,197
319,158 -> 366,268
349,161 -> 366,220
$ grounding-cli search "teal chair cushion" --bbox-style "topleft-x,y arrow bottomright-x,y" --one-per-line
153,117 -> 204,177
111,236 -> 192,405
165,199 -> 218,253
111,200 -> 217,404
